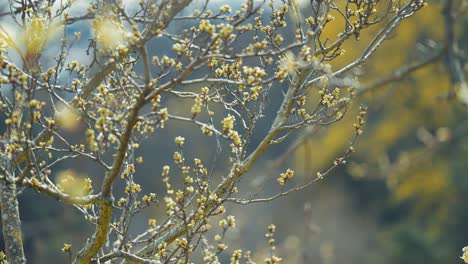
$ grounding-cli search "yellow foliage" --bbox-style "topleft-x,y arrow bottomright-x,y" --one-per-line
390,162 -> 449,203
295,116 -> 355,171
23,15 -> 63,57
56,104 -> 81,131
295,1 -> 456,219
358,108 -> 417,157
92,16 -> 128,50
296,1 -> 448,155
387,157 -> 451,237
56,170 -> 93,197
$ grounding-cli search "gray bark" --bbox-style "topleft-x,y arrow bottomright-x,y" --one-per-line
0,156 -> 26,264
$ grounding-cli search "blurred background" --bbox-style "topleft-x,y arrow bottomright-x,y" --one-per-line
1,0 -> 467,263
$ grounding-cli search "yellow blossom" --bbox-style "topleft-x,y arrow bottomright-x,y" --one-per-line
56,104 -> 81,131
221,115 -> 235,132
92,16 -> 128,50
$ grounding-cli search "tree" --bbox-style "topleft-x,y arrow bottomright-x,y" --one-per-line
286,0 -> 467,262
0,0 -> 434,263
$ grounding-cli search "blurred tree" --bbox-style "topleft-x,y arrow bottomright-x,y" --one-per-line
292,0 -> 467,262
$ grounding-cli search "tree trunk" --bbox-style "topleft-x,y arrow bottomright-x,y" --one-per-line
0,156 -> 26,264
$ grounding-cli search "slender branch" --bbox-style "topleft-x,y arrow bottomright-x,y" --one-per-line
94,249 -> 160,264
137,61 -> 308,258
357,48 -> 444,95
18,178 -> 102,205
443,0 -> 467,97
74,1 -> 195,262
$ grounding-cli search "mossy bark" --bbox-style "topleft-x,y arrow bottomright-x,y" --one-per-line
0,156 -> 26,264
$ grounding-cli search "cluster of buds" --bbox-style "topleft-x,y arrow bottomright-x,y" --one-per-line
462,246 -> 468,263
265,224 -> 282,263
354,105 -> 367,136
277,168 -> 294,186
